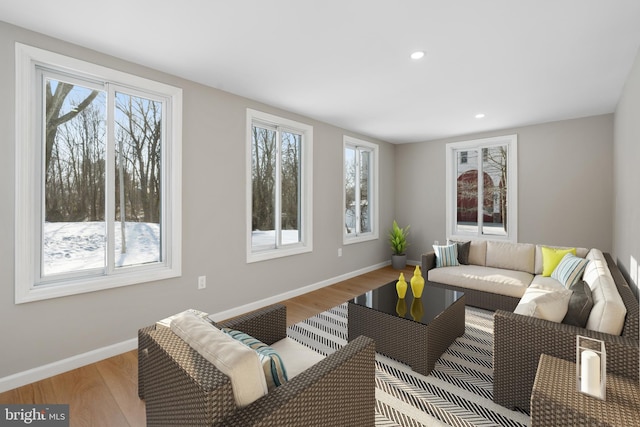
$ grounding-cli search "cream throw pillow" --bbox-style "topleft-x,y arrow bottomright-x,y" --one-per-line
514,287 -> 572,322
170,312 -> 268,407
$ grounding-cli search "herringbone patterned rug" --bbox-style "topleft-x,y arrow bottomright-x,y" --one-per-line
287,303 -> 530,427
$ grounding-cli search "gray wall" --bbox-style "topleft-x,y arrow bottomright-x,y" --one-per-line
614,47 -> 640,295
395,114 -> 615,262
0,21 -> 395,380
2,17 -> 635,386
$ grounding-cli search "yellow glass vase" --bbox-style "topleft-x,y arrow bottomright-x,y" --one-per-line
396,298 -> 407,317
396,273 -> 408,298
410,265 -> 425,298
410,298 -> 424,321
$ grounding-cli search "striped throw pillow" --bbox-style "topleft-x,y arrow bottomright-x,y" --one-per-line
551,253 -> 589,288
223,329 -> 288,390
433,243 -> 459,267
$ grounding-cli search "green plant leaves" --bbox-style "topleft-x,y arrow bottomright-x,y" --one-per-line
389,220 -> 409,255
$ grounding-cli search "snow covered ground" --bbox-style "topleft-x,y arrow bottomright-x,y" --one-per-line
43,222 -> 300,275
43,221 -> 160,275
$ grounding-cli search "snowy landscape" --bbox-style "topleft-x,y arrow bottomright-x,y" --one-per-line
43,222 -> 299,275
43,221 -> 160,275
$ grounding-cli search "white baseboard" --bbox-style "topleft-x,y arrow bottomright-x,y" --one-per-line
0,261 -> 395,394
0,338 -> 137,394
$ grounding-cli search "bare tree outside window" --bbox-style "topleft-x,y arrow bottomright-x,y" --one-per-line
251,124 -> 302,250
114,92 -> 163,267
43,78 -> 162,276
453,143 -> 511,237
344,138 -> 377,241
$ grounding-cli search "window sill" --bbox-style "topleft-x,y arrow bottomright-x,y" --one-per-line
343,233 -> 378,245
15,266 -> 180,304
247,245 -> 312,264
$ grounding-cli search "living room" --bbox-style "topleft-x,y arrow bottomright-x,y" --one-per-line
0,1 -> 639,425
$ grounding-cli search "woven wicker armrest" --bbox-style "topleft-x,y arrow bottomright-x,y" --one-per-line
214,335 -> 376,427
138,325 -> 154,399
421,251 -> 436,276
141,326 -> 237,426
217,304 -> 287,345
493,310 -> 639,412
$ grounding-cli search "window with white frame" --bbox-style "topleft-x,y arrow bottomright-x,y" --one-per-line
15,43 -> 182,303
446,135 -> 517,242
247,109 -> 313,262
343,136 -> 379,243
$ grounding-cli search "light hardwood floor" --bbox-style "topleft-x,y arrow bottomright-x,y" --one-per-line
0,264 -> 416,427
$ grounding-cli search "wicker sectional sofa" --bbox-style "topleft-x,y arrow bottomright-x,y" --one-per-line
422,241 -> 639,412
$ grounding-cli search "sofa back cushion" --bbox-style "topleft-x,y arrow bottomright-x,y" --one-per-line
584,249 -> 627,335
467,240 -> 487,266
171,312 -> 268,407
485,241 -> 535,273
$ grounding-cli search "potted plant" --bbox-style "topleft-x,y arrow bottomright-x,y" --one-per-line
389,220 -> 410,269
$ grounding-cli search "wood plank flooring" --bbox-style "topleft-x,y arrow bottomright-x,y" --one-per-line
0,264 -> 415,426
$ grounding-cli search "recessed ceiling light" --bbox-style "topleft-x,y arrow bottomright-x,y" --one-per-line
475,113 -> 486,119
410,51 -> 425,60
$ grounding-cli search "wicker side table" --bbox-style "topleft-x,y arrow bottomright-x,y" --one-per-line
531,354 -> 640,426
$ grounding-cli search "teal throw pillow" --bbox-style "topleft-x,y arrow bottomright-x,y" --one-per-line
223,328 -> 288,390
551,253 -> 589,288
433,243 -> 459,268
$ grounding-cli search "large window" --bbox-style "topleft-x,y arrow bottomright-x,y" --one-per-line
15,44 -> 182,303
343,136 -> 378,243
247,109 -> 313,262
446,135 -> 517,242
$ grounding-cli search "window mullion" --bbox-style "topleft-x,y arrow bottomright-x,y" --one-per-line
36,67 -> 47,282
354,146 -> 361,235
275,128 -> 282,248
477,148 -> 484,236
105,84 -> 116,274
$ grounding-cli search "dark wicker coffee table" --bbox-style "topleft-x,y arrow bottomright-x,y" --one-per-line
348,281 -> 465,376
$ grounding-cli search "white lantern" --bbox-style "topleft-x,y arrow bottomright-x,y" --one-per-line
576,335 -> 606,400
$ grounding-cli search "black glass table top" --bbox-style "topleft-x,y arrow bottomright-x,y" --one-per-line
349,280 -> 464,325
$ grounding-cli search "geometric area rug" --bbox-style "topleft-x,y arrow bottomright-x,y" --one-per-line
287,303 -> 530,427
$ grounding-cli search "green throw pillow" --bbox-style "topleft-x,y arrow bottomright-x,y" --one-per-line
223,328 -> 288,390
541,246 -> 576,276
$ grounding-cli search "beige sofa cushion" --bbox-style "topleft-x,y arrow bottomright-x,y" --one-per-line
485,241 -> 535,273
428,265 -> 532,298
271,337 -> 325,378
534,244 -> 589,275
171,312 -> 268,407
468,240 -> 487,266
584,249 -> 627,335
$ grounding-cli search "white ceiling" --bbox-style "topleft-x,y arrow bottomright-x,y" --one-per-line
2,1 -> 640,143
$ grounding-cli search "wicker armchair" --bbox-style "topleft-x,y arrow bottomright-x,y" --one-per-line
493,253 -> 640,412
138,304 -> 376,426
